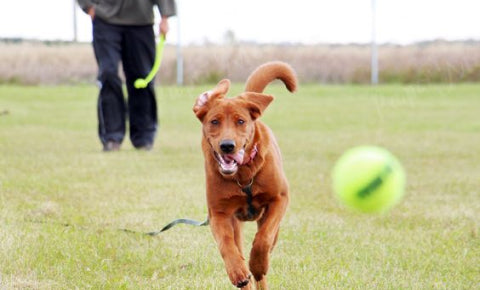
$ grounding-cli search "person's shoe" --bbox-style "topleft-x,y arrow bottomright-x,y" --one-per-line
103,141 -> 121,152
136,143 -> 153,151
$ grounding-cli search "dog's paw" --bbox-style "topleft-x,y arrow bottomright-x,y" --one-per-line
227,265 -> 251,288
235,273 -> 251,288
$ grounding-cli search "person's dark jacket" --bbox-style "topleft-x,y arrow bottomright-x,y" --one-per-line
77,0 -> 176,25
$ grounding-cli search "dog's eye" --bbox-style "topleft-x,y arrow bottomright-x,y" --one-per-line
237,119 -> 245,125
211,119 -> 219,125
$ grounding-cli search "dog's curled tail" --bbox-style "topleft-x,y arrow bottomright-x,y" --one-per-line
245,61 -> 297,94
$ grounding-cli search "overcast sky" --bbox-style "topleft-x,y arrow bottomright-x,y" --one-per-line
0,0 -> 479,45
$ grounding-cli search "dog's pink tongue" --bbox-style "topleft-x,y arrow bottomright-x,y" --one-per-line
224,149 -> 245,165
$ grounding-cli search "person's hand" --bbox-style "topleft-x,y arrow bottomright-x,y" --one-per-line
88,7 -> 95,20
159,16 -> 169,37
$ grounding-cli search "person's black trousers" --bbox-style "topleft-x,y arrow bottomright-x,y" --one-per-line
92,18 -> 158,148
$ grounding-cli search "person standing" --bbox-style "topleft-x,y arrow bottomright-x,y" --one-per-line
77,0 -> 177,151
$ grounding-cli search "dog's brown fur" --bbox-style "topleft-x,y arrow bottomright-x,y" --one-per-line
193,61 -> 297,289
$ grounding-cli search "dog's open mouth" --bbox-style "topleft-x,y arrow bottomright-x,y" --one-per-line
214,149 -> 245,175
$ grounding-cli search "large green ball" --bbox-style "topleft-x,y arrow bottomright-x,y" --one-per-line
332,146 -> 406,213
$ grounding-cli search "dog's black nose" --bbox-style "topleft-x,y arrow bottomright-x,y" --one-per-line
220,139 -> 235,153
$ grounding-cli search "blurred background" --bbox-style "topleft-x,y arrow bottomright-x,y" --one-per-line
1,0 -> 479,85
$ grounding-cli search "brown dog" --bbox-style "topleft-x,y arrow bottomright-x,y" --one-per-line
193,62 -> 297,289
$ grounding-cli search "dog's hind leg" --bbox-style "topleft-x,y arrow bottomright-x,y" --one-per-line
255,276 -> 268,290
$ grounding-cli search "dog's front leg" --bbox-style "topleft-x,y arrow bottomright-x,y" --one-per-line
249,193 -> 289,288
210,213 -> 252,288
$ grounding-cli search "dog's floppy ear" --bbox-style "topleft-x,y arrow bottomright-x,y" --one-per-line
241,92 -> 274,120
193,79 -> 231,121
193,90 -> 213,121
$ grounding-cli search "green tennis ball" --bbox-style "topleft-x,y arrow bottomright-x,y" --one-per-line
332,146 -> 406,213
134,79 -> 148,89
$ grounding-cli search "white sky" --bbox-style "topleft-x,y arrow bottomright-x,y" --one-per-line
0,0 -> 479,45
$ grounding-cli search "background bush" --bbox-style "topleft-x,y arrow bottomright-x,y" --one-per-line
1,40 -> 479,85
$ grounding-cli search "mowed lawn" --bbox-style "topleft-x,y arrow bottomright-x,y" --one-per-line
0,84 -> 479,289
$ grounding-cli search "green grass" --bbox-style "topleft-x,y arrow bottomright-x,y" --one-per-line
0,84 -> 479,289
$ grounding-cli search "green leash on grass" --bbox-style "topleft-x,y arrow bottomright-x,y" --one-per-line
145,218 -> 209,236
145,181 -> 256,236
27,218 -> 209,236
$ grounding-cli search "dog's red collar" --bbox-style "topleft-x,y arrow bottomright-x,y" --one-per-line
242,143 -> 258,165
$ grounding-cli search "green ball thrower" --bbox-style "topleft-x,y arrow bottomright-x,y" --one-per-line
134,34 -> 166,89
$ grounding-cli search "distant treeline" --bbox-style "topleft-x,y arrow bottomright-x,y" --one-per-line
1,39 -> 479,85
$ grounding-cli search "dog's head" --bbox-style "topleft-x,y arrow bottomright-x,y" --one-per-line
193,79 -> 273,176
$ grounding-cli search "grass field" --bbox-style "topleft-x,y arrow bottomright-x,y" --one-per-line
0,84 -> 479,289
